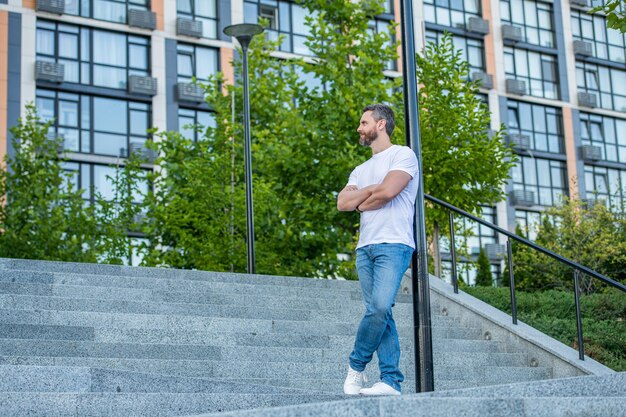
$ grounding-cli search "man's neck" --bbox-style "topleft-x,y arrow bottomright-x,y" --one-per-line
370,137 -> 393,155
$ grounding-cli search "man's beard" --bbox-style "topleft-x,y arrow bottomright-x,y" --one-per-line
359,129 -> 378,147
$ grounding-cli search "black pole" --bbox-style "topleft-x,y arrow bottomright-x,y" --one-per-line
449,212 -> 459,294
240,39 -> 256,274
240,42 -> 257,274
507,239 -> 517,325
573,270 -> 585,360
399,0 -> 434,393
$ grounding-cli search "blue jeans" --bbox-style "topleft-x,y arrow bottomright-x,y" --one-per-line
349,243 -> 414,392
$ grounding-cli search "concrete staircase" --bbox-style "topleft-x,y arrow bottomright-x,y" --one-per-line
0,258 -> 619,416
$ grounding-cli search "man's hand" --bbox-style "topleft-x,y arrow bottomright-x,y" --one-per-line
357,170 -> 412,212
337,185 -> 374,211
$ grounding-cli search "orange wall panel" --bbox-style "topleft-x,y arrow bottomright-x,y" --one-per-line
482,0 -> 496,84
562,107 -> 579,199
221,47 -> 234,92
23,0 -> 36,9
152,0 -> 164,31
0,11 -> 8,164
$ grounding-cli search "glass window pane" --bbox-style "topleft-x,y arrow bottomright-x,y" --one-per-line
94,165 -> 117,200
94,132 -> 127,156
94,97 -> 127,134
196,48 -> 217,80
93,0 -> 126,23
93,31 -> 126,66
93,66 -> 126,89
37,30 -> 55,55
196,0 -> 217,18
129,45 -> 147,70
130,110 -> 148,136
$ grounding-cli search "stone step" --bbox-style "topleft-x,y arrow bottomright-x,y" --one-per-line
0,271 -> 369,301
0,293 -> 425,323
0,338 -> 514,365
0,281 -> 421,312
0,323 -> 485,346
192,396 -> 626,417
0,308 -> 462,336
0,365 -> 329,395
0,392 -> 345,417
0,355 -> 536,384
0,259 -> 363,290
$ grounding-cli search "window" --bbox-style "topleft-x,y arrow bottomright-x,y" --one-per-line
177,0 -> 218,39
37,89 -> 151,158
511,156 -> 568,206
515,210 -> 541,240
584,165 -> 626,209
178,108 -> 216,142
426,30 -> 485,74
369,17 -> 397,71
507,100 -> 564,154
64,0 -> 150,25
36,20 -> 150,90
244,0 -> 314,55
504,47 -> 559,99
576,62 -> 626,112
571,11 -> 626,63
580,113 -> 626,163
424,0 -> 481,29
500,0 -> 555,48
177,44 -> 219,83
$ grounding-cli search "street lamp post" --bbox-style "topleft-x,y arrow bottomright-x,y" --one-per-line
223,23 -> 264,275
399,0 -> 435,392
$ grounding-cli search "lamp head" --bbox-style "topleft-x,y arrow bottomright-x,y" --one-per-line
223,24 -> 264,49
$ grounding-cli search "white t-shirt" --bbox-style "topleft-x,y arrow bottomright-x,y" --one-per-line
347,145 -> 419,249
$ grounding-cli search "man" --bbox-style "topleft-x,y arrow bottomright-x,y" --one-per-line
337,104 -> 418,396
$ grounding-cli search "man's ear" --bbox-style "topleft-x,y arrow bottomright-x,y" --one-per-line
378,119 -> 386,131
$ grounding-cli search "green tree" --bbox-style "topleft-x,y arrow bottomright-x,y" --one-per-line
0,104 -> 98,262
474,248 -> 493,286
590,1 -> 626,33
417,33 -> 516,233
511,198 -> 626,293
94,150 -> 148,265
145,1 -> 516,278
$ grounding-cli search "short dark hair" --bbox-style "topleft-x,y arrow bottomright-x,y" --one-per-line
363,104 -> 395,136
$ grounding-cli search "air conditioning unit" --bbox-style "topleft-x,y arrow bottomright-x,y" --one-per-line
177,17 -> 203,38
506,133 -> 531,150
579,145 -> 602,162
129,141 -> 156,162
578,91 -> 597,108
484,243 -> 506,260
573,40 -> 593,58
35,60 -> 65,83
467,17 -> 489,35
509,189 -> 535,207
128,9 -> 157,30
176,82 -> 204,102
502,24 -> 523,43
570,0 -> 589,7
36,0 -> 65,14
471,71 -> 493,89
506,78 -> 526,95
128,75 -> 157,96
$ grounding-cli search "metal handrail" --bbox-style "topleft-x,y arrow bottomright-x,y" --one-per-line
425,193 -> 626,361
425,194 -> 626,292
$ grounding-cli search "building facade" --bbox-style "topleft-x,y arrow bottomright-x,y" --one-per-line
0,0 -> 625,276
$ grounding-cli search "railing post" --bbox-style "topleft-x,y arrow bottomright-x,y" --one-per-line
449,212 -> 459,294
507,239 -> 517,325
573,270 -> 585,361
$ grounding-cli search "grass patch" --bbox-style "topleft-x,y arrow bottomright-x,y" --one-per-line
463,286 -> 626,371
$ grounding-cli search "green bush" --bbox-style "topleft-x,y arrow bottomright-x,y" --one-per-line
464,286 -> 626,371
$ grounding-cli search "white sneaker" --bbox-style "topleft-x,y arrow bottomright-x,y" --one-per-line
343,366 -> 366,395
359,382 -> 401,396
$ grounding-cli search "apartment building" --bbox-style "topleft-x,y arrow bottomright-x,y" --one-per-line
0,0 -> 624,278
